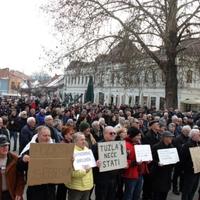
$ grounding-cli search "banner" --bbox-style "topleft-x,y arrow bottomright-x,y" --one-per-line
27,143 -> 74,186
73,149 -> 96,170
98,141 -> 127,172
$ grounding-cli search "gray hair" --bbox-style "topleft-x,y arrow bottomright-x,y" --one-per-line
189,129 -> 200,138
27,117 -> 36,125
72,132 -> 85,143
182,125 -> 191,133
44,115 -> 53,122
92,121 -> 99,128
36,125 -> 51,135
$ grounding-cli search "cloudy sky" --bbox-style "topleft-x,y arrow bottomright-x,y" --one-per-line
0,0 -> 60,75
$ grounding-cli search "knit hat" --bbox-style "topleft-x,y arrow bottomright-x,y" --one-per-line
127,127 -> 141,138
79,121 -> 90,132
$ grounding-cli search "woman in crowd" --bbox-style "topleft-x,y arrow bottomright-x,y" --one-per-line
123,127 -> 148,200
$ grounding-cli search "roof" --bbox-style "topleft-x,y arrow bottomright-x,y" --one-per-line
46,75 -> 64,87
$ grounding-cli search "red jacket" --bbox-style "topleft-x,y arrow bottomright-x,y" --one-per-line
123,137 -> 148,179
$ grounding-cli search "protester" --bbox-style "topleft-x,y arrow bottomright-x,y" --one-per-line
0,135 -> 25,200
67,132 -> 94,200
123,127 -> 148,200
151,131 -> 175,200
92,126 -> 119,200
142,120 -> 161,200
79,121 -> 96,149
56,125 -> 75,200
44,115 -> 60,143
180,129 -> 200,200
19,117 -> 36,153
7,109 -> 19,151
172,125 -> 191,195
17,126 -> 56,200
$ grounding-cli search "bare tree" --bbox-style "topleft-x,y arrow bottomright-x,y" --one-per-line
45,0 -> 200,108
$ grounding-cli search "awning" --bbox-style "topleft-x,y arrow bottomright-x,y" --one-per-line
181,98 -> 200,105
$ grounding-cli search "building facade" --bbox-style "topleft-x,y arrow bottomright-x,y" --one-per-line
63,39 -> 200,111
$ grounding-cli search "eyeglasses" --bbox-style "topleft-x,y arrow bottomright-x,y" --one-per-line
109,132 -> 116,136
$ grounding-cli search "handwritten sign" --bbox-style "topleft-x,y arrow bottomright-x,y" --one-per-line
27,143 -> 74,186
157,148 -> 179,165
98,141 -> 127,172
135,145 -> 152,162
73,149 -> 96,170
190,147 -> 200,174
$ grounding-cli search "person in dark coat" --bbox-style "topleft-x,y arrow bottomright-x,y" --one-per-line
92,126 -> 119,200
180,128 -> 200,200
17,126 -> 56,200
142,120 -> 161,200
19,117 -> 36,153
44,115 -> 60,143
7,109 -> 19,151
18,111 -> 28,133
172,125 -> 191,195
0,135 -> 25,200
151,131 -> 176,200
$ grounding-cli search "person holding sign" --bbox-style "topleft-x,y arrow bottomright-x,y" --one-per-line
123,127 -> 149,200
0,135 -> 25,200
151,131 -> 175,200
92,126 -> 119,200
17,126 -> 56,200
180,128 -> 200,200
67,132 -> 94,200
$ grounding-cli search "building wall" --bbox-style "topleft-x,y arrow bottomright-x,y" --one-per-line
0,79 -> 9,94
63,61 -> 200,111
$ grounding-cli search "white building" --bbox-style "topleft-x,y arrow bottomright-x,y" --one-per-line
63,38 -> 200,111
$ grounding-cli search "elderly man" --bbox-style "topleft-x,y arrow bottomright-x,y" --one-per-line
0,135 -> 25,200
180,129 -> 200,200
142,120 -> 161,200
67,132 -> 94,200
92,126 -> 119,200
17,126 -> 55,200
44,115 -> 60,143
172,125 -> 191,195
19,117 -> 36,153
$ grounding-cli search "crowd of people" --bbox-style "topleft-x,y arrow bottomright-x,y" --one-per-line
0,96 -> 200,200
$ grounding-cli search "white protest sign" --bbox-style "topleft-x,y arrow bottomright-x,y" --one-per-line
157,148 -> 179,165
73,149 -> 96,170
189,147 -> 200,174
98,141 -> 127,172
135,145 -> 152,162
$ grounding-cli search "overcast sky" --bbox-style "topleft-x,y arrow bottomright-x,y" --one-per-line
0,0 -> 61,75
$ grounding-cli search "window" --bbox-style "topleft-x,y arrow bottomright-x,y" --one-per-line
186,70 -> 193,83
151,97 -> 156,107
82,76 -> 84,84
135,96 -> 139,105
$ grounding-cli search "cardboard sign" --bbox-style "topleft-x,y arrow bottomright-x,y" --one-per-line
190,147 -> 200,174
135,145 -> 153,162
73,149 -> 96,170
157,148 -> 179,165
98,141 -> 127,172
27,143 -> 74,186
